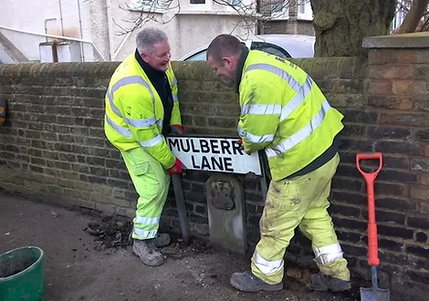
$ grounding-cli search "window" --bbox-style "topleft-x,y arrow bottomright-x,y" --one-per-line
184,50 -> 207,61
270,0 -> 288,19
227,0 -> 241,5
189,0 -> 213,10
128,0 -> 172,12
297,0 -> 312,20
391,0 -> 409,31
251,42 -> 291,58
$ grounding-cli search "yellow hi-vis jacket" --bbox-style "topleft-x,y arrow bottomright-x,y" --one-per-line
104,53 -> 181,169
238,50 -> 344,181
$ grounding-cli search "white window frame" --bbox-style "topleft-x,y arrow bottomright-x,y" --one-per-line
297,0 -> 312,20
128,0 -> 171,13
189,0 -> 213,11
270,0 -> 289,20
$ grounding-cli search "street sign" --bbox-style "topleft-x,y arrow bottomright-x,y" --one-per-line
167,136 -> 262,176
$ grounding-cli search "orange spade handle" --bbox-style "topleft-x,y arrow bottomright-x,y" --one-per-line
356,153 -> 382,267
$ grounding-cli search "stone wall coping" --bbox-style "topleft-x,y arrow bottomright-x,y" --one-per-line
362,32 -> 429,49
0,58 -> 362,80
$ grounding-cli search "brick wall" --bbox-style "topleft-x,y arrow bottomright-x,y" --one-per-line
260,19 -> 315,36
257,0 -> 315,35
0,33 -> 428,300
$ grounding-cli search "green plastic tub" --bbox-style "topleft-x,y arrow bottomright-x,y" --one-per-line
0,246 -> 45,301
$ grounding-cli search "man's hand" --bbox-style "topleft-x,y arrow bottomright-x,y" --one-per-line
170,124 -> 185,135
238,139 -> 244,150
168,158 -> 186,174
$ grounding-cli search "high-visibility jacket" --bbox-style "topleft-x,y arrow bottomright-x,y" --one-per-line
104,53 -> 181,169
237,50 -> 344,181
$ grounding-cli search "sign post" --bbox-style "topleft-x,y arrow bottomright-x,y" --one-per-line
167,135 -> 264,245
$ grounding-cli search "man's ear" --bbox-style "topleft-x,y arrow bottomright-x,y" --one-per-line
140,52 -> 149,62
222,57 -> 232,67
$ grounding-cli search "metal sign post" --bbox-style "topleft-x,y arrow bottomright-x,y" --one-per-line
167,135 -> 265,245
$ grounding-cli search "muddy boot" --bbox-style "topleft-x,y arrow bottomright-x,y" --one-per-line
133,239 -> 164,267
310,273 -> 351,292
230,271 -> 283,292
155,233 -> 171,248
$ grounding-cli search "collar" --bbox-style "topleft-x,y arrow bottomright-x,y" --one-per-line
235,46 -> 249,93
135,49 -> 165,78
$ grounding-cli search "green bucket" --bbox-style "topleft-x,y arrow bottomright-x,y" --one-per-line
0,246 -> 45,301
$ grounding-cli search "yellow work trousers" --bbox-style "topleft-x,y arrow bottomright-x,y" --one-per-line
121,147 -> 170,240
251,153 -> 350,285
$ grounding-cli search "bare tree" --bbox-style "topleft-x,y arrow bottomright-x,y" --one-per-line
112,0 -> 426,57
115,0 -> 294,36
114,0 -> 181,34
396,0 -> 429,33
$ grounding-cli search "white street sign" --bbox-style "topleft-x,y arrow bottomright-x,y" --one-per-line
167,136 -> 262,176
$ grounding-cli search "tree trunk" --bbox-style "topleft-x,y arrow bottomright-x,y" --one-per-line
310,0 -> 396,57
397,0 -> 429,33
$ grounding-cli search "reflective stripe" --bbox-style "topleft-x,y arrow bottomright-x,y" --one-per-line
245,63 -> 301,93
133,227 -> 157,239
280,77 -> 313,122
107,114 -> 163,147
253,252 -> 284,274
139,135 -> 163,148
172,76 -> 178,86
106,92 -> 122,116
313,243 -> 343,265
125,116 -> 156,128
241,104 -> 281,116
238,125 -> 274,144
107,75 -> 155,118
105,114 -> 133,138
265,100 -> 331,159
135,216 -> 160,226
172,94 -> 178,102
157,119 -> 163,128
245,64 -> 314,123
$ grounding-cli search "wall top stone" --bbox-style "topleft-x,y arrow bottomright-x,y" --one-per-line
362,32 -> 429,49
0,62 -> 120,78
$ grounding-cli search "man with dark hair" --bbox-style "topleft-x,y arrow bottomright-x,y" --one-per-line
206,34 -> 351,293
104,27 -> 185,267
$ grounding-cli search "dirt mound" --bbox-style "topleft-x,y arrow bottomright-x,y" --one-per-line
83,216 -> 212,256
84,216 -> 133,251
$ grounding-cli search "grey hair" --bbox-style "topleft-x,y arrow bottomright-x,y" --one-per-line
136,27 -> 168,54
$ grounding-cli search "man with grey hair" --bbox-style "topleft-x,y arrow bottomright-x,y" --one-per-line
104,27 -> 185,266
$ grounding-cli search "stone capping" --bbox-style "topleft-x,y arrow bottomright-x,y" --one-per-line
0,62 -> 119,78
362,32 -> 429,49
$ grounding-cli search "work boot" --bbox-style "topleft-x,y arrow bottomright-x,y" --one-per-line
132,239 -> 164,267
155,233 -> 171,248
230,271 -> 283,292
310,273 -> 351,292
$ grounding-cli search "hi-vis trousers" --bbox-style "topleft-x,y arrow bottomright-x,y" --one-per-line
121,147 -> 170,240
251,153 -> 350,285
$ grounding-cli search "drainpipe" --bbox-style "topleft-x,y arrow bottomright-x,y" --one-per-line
105,0 -> 114,60
58,0 -> 64,36
76,0 -> 85,61
44,18 -> 57,42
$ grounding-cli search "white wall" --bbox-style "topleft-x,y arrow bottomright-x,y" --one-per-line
90,0 -> 256,61
0,0 -> 95,62
1,0 -> 256,62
